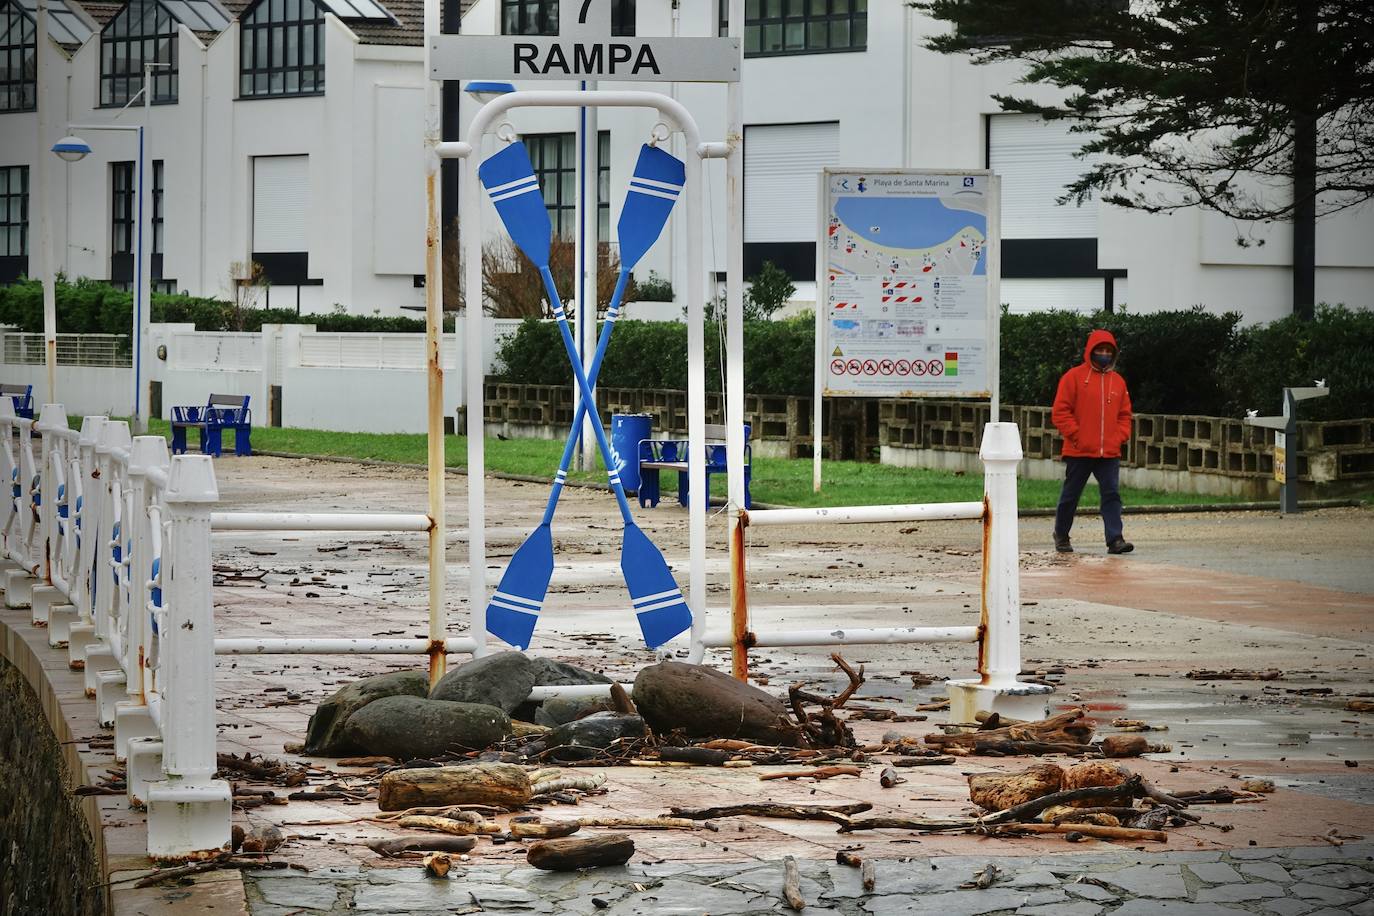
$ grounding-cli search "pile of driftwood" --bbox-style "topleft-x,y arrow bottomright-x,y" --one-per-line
922,708 -> 1170,759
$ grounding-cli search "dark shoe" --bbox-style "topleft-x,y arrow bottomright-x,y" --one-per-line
1054,533 -> 1073,553
1107,538 -> 1134,555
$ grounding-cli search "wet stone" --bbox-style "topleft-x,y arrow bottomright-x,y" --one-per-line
352,881 -> 477,911
1188,862 -> 1245,884
600,878 -> 768,916
1066,883 -> 1119,903
1240,862 -> 1294,884
253,878 -> 339,911
1018,902 -> 1102,916
1290,882 -> 1367,906
1094,864 -> 1188,899
865,888 -> 1032,916
1195,882 -> 1286,903
1291,863 -> 1374,888
1007,869 -> 1060,888
1110,902 -> 1253,916
1262,899 -> 1321,916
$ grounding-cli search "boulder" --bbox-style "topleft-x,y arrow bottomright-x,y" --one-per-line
342,696 -> 512,760
512,659 -> 614,723
545,713 -> 647,760
304,669 -> 429,756
632,661 -> 803,745
428,652 -> 540,713
535,695 -> 613,727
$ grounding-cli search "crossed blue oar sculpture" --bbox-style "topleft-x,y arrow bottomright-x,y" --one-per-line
479,141 -> 690,650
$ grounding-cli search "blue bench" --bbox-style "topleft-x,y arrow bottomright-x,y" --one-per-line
171,394 -> 252,457
638,423 -> 751,509
2,383 -> 33,419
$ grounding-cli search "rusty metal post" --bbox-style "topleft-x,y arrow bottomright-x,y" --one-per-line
422,0 -> 447,689
730,510 -> 750,680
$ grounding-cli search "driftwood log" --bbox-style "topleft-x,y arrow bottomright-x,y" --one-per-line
1062,761 -> 1131,807
366,835 -> 477,857
396,815 -> 500,835
841,777 -> 1148,832
782,856 -> 805,911
670,802 -> 871,823
968,764 -> 1064,811
658,747 -> 731,766
527,834 -> 635,871
508,817 -> 581,839
759,765 -> 862,781
987,822 -> 1168,842
892,755 -> 955,766
378,763 -> 531,811
924,709 -> 1094,751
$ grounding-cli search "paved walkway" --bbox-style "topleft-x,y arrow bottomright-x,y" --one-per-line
7,457 -> 1370,914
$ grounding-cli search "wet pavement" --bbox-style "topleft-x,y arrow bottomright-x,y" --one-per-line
25,455 -> 1374,913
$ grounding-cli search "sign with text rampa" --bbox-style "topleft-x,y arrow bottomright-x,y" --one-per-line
430,0 -> 739,83
819,169 -> 998,398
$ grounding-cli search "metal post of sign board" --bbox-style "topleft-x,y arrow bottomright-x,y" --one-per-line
811,169 -> 1001,490
1243,385 -> 1330,515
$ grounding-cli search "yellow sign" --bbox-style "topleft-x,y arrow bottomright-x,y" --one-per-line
1274,432 -> 1286,484
832,347 -> 844,357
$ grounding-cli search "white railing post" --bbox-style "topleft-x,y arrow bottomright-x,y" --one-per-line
30,404 -> 69,626
66,416 -> 107,661
145,453 -> 231,858
947,421 -> 1053,722
0,398 -> 16,552
114,436 -> 167,760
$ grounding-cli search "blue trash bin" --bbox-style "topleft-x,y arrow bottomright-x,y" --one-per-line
610,413 -> 654,493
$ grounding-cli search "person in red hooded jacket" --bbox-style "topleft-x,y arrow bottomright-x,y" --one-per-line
1051,329 -> 1134,555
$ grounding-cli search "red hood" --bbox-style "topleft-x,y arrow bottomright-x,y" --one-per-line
1083,329 -> 1119,371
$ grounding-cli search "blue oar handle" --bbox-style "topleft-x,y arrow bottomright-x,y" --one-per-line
538,266 -> 636,522
539,269 -> 632,525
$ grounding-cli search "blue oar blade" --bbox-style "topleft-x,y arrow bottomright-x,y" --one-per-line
621,524 -> 692,648
486,524 -> 553,650
479,141 -> 552,267
618,144 -> 686,268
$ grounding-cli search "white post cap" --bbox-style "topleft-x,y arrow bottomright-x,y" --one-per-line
979,421 -> 1024,463
166,455 -> 218,503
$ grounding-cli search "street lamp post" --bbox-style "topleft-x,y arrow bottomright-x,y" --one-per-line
50,62 -> 157,433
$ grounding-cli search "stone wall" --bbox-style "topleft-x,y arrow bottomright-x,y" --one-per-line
0,656 -> 103,916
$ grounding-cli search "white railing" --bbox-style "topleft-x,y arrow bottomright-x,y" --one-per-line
2,332 -> 133,368
716,422 -> 1050,724
168,331 -> 264,371
2,400 -> 232,859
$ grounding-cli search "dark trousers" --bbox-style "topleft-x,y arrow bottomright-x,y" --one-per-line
1054,457 -> 1124,543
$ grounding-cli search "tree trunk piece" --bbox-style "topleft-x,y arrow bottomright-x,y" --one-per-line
782,855 -> 805,911
379,763 -> 531,811
526,834 -> 635,871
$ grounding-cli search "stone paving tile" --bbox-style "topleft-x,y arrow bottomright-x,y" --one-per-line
1240,861 -> 1295,884
1017,902 -> 1102,916
1065,882 -> 1119,902
864,887 -> 1032,916
1092,863 -> 1189,899
1261,899 -> 1322,916
1288,881 -> 1369,906
253,877 -> 339,911
1188,862 -> 1246,884
1194,880 -> 1287,903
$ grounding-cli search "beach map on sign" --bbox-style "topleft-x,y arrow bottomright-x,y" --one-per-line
821,171 -> 992,397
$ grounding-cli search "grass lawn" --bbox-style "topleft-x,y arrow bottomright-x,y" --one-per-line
130,419 -> 1256,510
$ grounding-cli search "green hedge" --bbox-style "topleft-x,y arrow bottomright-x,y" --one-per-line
493,306 -> 1374,419
0,278 -> 450,335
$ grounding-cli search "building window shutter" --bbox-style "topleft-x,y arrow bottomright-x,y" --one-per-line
743,122 -> 840,244
988,113 -> 1098,240
252,155 -> 309,253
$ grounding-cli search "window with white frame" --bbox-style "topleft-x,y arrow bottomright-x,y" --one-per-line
525,131 -> 610,239
721,0 -> 866,57
501,0 -> 634,36
100,0 -> 179,106
239,0 -> 325,98
0,1 -> 35,112
0,165 -> 27,257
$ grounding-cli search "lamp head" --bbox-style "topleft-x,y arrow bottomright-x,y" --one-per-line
52,135 -> 92,162
464,81 -> 515,103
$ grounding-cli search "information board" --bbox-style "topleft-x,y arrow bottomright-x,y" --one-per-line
817,169 -> 998,398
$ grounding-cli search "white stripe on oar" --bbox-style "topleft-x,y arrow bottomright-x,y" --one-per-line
635,596 -> 689,615
630,176 -> 684,193
490,598 -> 541,615
633,588 -> 683,606
628,185 -> 679,201
494,590 -> 542,609
491,183 -> 542,203
486,175 -> 542,195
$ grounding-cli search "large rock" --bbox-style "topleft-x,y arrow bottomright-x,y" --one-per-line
342,696 -> 512,760
429,652 -> 540,713
632,661 -> 803,745
304,669 -> 429,756
545,713 -> 647,761
513,658 -> 614,724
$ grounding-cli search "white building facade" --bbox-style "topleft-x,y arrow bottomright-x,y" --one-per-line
2,0 -> 1371,324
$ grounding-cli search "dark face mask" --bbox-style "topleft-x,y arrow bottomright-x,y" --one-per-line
1091,351 -> 1113,368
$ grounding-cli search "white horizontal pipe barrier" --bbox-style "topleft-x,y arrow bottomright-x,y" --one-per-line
214,637 -> 477,654
211,512 -> 432,532
746,501 -> 984,527
701,625 -> 980,648
527,683 -> 635,700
